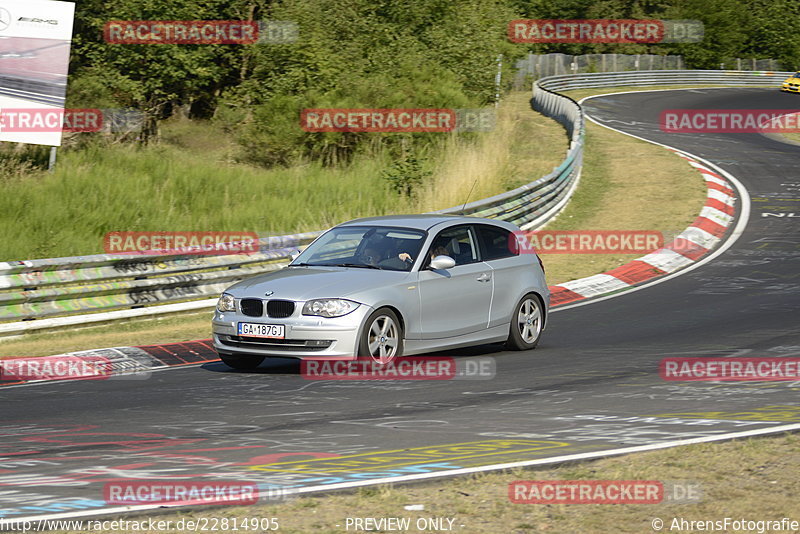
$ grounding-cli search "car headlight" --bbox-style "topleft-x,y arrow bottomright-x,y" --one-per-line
216,293 -> 236,312
302,299 -> 360,317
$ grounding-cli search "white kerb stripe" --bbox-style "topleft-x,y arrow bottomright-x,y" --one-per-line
699,205 -> 734,227
674,226 -> 720,250
559,273 -> 631,297
708,188 -> 736,206
702,174 -> 730,188
639,248 -> 695,273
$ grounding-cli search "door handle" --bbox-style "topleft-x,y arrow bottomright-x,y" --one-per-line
476,273 -> 491,282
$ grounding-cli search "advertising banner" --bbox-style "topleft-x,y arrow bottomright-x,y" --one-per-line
0,0 -> 75,146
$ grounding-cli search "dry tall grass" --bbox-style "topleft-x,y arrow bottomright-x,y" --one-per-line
415,92 -> 568,212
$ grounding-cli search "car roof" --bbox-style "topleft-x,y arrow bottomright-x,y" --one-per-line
338,214 -> 518,232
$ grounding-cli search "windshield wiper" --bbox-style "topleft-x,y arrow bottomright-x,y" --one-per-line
288,262 -> 316,267
330,263 -> 382,270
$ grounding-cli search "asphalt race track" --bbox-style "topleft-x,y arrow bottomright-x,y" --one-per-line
1,88 -> 799,521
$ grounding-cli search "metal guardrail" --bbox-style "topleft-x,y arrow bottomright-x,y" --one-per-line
0,92 -> 584,334
0,233 -> 321,323
536,69 -> 793,91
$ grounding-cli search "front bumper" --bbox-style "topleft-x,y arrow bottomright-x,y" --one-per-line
781,85 -> 800,93
212,304 -> 373,360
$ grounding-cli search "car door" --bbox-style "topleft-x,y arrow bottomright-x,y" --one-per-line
418,225 -> 493,339
474,223 -> 522,329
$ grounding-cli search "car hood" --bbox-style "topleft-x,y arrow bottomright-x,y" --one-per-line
784,77 -> 800,83
225,266 -> 413,301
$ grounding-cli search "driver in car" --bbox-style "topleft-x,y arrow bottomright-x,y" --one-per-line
398,245 -> 448,265
363,245 -> 386,266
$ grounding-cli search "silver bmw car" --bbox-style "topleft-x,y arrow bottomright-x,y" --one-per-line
212,215 -> 549,369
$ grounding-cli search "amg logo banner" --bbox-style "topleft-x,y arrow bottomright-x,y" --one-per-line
17,17 -> 59,24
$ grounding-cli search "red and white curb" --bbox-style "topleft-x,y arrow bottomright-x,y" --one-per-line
548,149 -> 737,306
0,341 -> 217,387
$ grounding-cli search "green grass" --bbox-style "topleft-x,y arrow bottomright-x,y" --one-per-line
534,101 -> 706,284
0,141 -> 410,260
0,95 -> 565,261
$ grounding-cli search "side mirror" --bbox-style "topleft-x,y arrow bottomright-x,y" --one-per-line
289,250 -> 300,261
429,255 -> 456,270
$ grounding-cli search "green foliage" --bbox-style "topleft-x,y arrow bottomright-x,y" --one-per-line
69,0 -> 271,141
0,141 -> 409,260
233,94 -> 307,167
230,65 -> 474,166
512,0 -> 797,69
0,144 -> 51,178
221,0 -> 514,165
381,155 -> 433,198
63,0 -> 800,157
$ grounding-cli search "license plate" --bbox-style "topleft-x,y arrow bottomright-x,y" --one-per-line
238,323 -> 285,339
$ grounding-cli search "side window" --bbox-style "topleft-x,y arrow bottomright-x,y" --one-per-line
426,226 -> 478,267
476,225 -> 517,261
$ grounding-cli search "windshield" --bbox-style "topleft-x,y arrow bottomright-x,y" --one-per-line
291,225 -> 427,272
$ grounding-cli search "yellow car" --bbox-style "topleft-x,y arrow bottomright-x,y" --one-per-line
781,72 -> 800,93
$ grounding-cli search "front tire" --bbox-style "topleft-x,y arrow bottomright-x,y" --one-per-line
218,353 -> 265,370
506,293 -> 543,350
358,308 -> 403,365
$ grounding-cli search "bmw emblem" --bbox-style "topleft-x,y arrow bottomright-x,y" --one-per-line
265,290 -> 274,296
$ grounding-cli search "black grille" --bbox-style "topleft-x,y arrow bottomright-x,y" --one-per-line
222,335 -> 331,351
267,300 -> 295,318
240,298 -> 263,317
